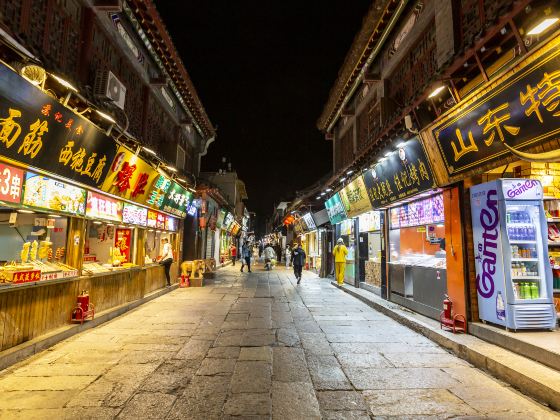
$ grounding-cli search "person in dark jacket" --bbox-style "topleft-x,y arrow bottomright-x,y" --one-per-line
291,244 -> 306,284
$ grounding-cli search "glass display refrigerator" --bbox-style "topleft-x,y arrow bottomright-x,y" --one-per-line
470,179 -> 557,330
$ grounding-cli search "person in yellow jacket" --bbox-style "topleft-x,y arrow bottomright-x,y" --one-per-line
333,238 -> 348,285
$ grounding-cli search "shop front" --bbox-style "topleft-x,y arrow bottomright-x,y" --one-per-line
357,210 -> 382,295
325,191 -> 349,280
424,31 -> 560,330
0,62 -> 188,353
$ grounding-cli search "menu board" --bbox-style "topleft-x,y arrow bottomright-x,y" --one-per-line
165,216 -> 178,232
122,202 -> 148,226
338,176 -> 373,218
147,209 -> 158,228
359,211 -> 381,232
101,146 -> 160,203
390,194 -> 444,229
223,212 -> 234,231
0,163 -> 24,204
23,172 -> 86,215
86,191 -> 123,222
156,212 -> 166,229
324,192 -> 347,224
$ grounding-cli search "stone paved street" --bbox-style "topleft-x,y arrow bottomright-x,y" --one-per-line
0,265 -> 557,419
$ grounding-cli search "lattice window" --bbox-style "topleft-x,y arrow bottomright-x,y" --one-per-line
389,22 -> 437,109
340,127 -> 354,170
458,0 -> 512,52
356,102 -> 369,152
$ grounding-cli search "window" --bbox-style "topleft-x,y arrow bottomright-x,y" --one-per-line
176,146 -> 186,171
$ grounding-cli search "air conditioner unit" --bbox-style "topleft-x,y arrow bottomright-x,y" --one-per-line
94,70 -> 126,110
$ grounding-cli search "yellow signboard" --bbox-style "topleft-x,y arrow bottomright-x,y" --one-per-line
338,175 -> 373,218
101,146 -> 160,203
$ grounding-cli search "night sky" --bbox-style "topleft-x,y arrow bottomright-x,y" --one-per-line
157,1 -> 372,227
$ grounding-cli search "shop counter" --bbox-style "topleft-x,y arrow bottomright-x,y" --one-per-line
0,263 -> 177,352
389,261 -> 447,320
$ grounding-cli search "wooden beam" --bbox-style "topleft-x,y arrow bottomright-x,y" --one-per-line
92,0 -> 121,12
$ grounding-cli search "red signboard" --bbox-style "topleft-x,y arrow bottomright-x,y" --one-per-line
12,270 -> 41,284
115,228 -> 131,262
0,163 -> 24,204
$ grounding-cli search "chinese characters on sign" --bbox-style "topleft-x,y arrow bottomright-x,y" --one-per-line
23,172 -> 86,216
389,194 -> 444,229
302,213 -> 317,231
0,63 -> 117,187
86,192 -> 123,222
324,193 -> 347,225
161,182 -> 192,218
431,38 -> 560,177
0,163 -> 24,204
338,176 -> 373,218
122,202 -> 148,226
362,138 -> 435,208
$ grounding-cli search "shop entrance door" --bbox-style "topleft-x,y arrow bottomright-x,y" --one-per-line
358,232 -> 368,283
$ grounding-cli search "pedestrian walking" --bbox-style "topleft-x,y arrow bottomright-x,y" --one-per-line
230,243 -> 237,266
263,244 -> 276,270
285,245 -> 291,269
291,243 -> 306,284
158,238 -> 174,287
333,238 -> 348,285
240,241 -> 252,273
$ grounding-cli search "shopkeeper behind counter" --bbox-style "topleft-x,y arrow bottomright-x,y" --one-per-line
158,238 -> 174,287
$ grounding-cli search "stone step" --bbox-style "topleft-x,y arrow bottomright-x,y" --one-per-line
333,282 -> 560,411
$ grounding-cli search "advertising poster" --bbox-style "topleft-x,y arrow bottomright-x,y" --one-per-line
115,228 -> 131,263
338,176 -> 372,218
23,172 -> 86,215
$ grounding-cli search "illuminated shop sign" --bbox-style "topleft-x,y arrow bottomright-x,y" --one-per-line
147,209 -> 159,228
223,212 -> 234,230
0,163 -> 24,204
338,176 -> 372,218
430,36 -> 560,179
216,209 -> 226,228
363,137 -> 435,207
146,174 -> 173,209
86,191 -> 123,222
161,182 -> 192,218
302,213 -> 317,231
0,63 -> 117,188
23,172 -> 86,215
101,146 -> 160,202
358,211 -> 381,232
122,202 -> 148,226
165,216 -> 178,232
324,192 -> 347,224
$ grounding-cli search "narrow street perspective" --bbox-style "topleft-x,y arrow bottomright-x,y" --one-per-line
0,266 -> 555,419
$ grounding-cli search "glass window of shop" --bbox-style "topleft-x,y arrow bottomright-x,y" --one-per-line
337,218 -> 356,283
358,211 -> 382,291
388,194 -> 447,317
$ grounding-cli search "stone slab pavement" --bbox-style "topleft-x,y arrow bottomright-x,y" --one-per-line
0,264 -> 557,419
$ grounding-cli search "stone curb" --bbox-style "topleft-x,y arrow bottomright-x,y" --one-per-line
332,281 -> 560,411
0,283 -> 179,372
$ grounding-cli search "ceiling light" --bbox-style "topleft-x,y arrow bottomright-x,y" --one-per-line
142,146 -> 156,155
428,85 -> 446,98
340,177 -> 346,183
527,17 -> 559,35
188,187 -> 196,193
95,109 -> 116,124
165,165 -> 177,172
316,196 -> 321,200
320,192 -> 326,196
48,214 -> 61,218
177,178 -> 187,183
326,188 -> 332,192
93,221 -> 102,225
17,209 -> 34,214
50,73 -> 77,92
346,170 -> 353,175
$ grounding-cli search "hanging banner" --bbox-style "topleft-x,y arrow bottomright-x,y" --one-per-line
216,208 -> 226,229
430,36 -> 560,178
324,192 -> 347,224
338,175 -> 372,218
0,63 -> 117,188
86,191 -> 123,222
101,146 -> 160,203
23,172 -> 86,215
114,228 -> 131,262
363,138 -> 436,207
0,163 -> 24,204
302,213 -> 317,231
